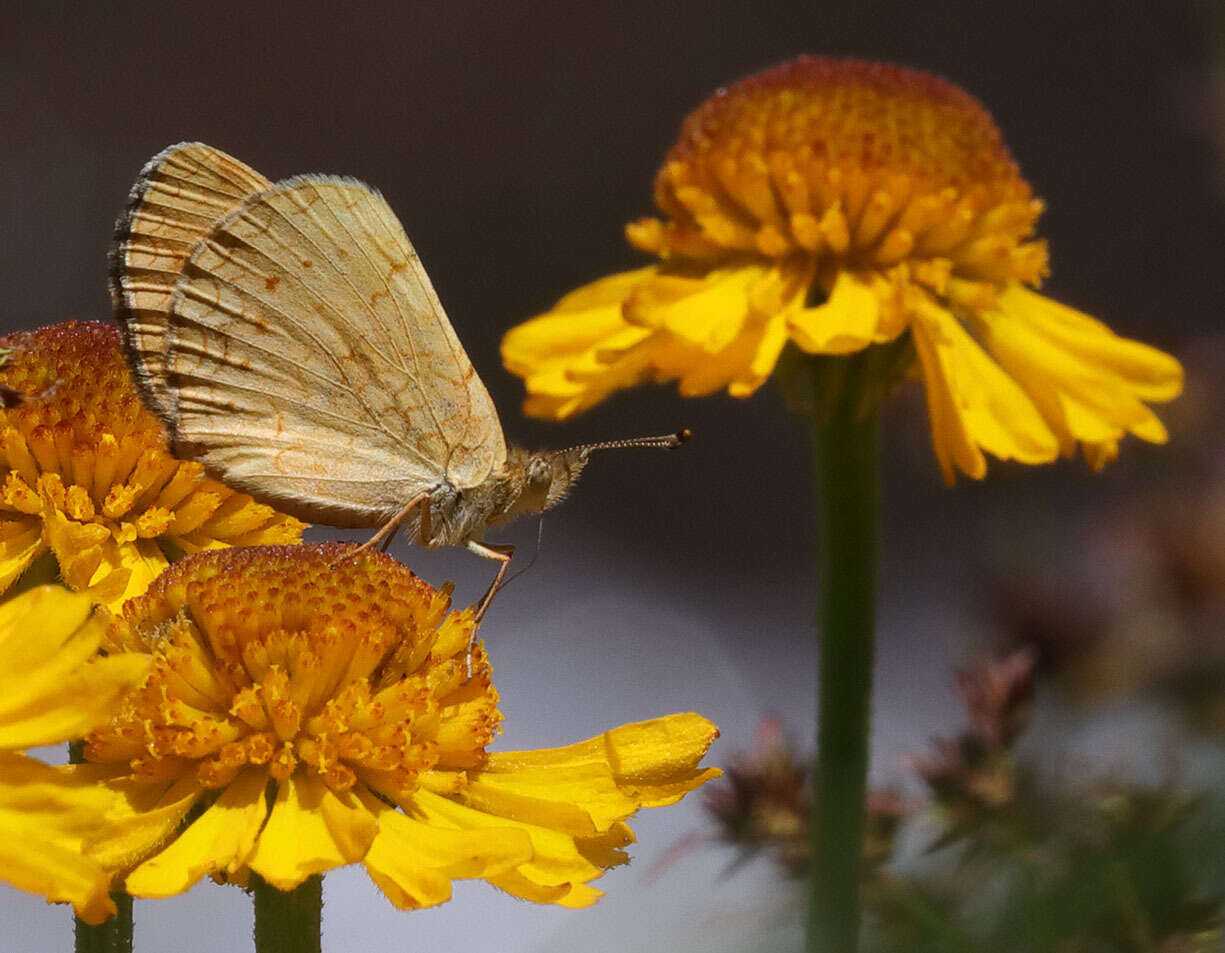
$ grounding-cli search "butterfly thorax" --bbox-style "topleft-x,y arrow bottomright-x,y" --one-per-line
412,445 -> 590,548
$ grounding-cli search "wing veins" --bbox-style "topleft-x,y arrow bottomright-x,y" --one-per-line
188,212 -> 414,456
174,279 -> 350,392
173,371 -> 413,442
227,198 -> 421,453
316,191 -> 450,444
283,187 -> 411,373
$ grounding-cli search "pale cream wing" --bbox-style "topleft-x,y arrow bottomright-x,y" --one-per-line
111,142 -> 271,420
165,175 -> 507,527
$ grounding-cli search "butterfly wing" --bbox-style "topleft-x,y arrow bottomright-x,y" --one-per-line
111,142 -> 271,419
164,176 -> 507,527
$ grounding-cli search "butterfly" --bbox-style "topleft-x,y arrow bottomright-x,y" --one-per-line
110,143 -> 687,617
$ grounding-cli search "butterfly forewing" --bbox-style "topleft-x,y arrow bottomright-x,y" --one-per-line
165,176 -> 506,527
111,142 -> 271,419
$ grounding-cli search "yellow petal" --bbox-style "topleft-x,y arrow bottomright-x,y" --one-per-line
41,507 -> 109,589
104,539 -> 169,611
789,270 -> 892,355
0,587 -> 150,748
912,321 -> 985,482
0,522 -> 45,595
624,266 -> 767,353
125,767 -> 268,897
189,491 -> 259,538
0,753 -> 119,924
458,768 -> 639,836
87,775 -> 203,872
247,774 -> 378,890
524,335 -> 659,421
574,820 -> 635,869
910,295 -> 1059,482
0,586 -> 93,676
647,265 -> 806,398
996,285 -> 1183,401
487,713 -> 722,808
414,789 -> 606,894
0,816 -> 115,924
552,882 -> 605,908
361,789 -> 533,910
659,326 -> 767,398
484,869 -> 572,905
502,268 -> 661,420
0,756 -> 126,838
501,268 -> 657,374
977,285 -> 1181,463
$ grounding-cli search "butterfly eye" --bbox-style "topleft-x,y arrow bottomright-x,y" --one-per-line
527,460 -> 552,486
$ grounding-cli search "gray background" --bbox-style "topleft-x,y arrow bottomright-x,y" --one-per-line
2,1 -> 1221,949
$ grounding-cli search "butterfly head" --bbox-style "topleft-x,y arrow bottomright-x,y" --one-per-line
425,431 -> 690,547
493,430 -> 692,526
486,446 -> 588,527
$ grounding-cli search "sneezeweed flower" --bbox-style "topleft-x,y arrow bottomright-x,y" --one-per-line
502,56 -> 1183,481
0,585 -> 149,924
0,322 -> 305,609
79,543 -> 720,910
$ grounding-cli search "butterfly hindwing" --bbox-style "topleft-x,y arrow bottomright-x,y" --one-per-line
111,142 -> 271,420
164,176 -> 507,527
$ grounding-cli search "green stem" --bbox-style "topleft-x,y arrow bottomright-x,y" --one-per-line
253,873 -> 323,953
73,893 -> 133,953
808,403 -> 879,953
70,740 -> 135,953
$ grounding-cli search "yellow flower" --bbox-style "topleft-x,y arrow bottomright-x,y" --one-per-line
80,543 -> 719,909
0,586 -> 150,924
502,57 -> 1183,481
0,322 -> 305,608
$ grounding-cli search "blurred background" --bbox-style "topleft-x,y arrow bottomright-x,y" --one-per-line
3,1 -> 1224,950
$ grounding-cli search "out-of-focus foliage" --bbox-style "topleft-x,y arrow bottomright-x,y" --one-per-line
866,651 -> 1225,953
991,339 -> 1225,728
704,643 -> 1225,951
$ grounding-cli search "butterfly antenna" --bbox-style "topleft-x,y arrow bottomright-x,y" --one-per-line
502,516 -> 545,593
566,428 -> 691,455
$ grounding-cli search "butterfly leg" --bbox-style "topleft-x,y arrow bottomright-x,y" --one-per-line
467,540 -> 515,625
464,541 -> 514,677
350,492 -> 429,558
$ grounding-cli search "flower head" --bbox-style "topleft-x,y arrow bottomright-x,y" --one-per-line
0,322 -> 305,608
0,586 -> 149,924
81,543 -> 719,909
502,57 -> 1183,480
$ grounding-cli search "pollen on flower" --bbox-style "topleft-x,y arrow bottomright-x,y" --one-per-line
629,56 -> 1047,295
0,322 -> 305,606
88,543 -> 497,800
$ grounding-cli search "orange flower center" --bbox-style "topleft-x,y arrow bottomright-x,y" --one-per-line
0,323 -> 171,532
88,544 -> 499,799
0,322 -> 302,600
628,57 -> 1048,297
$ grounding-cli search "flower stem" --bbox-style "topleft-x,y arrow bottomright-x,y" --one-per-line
253,873 -> 322,953
808,400 -> 879,953
74,893 -> 133,953
70,740 -> 135,953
